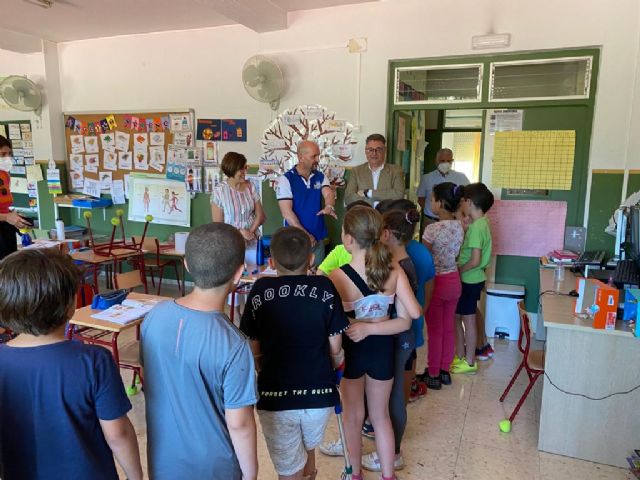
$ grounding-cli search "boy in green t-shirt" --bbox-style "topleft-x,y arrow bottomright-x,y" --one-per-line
451,183 -> 494,374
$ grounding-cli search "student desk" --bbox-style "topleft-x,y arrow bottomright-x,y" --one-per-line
71,248 -> 145,293
156,246 -> 186,296
67,292 -> 170,386
537,268 -> 640,468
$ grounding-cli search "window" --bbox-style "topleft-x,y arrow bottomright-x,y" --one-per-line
395,64 -> 483,105
444,109 -> 484,129
489,56 -> 592,101
441,131 -> 481,182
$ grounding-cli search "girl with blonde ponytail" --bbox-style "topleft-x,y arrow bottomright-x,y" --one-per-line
328,206 -> 421,480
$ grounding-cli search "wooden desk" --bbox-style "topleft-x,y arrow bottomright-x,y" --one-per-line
158,247 -> 186,296
538,268 -> 640,468
68,292 -> 170,391
71,248 -> 146,293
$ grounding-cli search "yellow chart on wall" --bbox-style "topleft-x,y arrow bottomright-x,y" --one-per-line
492,130 -> 575,190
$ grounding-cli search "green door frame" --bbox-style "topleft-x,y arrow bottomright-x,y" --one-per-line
385,47 -> 600,225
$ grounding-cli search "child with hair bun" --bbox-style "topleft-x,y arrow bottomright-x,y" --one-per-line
329,206 -> 421,480
420,182 -> 464,390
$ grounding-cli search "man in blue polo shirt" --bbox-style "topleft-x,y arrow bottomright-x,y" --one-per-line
276,140 -> 336,267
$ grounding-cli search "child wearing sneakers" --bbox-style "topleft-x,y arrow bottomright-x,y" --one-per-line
330,206 -> 422,480
421,183 -> 464,390
241,226 -> 349,480
451,183 -> 494,374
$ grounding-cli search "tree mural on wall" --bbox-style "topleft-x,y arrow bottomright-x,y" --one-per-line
259,104 -> 357,187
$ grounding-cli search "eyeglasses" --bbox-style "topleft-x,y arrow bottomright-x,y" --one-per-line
365,147 -> 385,154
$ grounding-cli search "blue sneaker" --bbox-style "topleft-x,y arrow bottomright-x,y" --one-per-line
362,419 -> 375,439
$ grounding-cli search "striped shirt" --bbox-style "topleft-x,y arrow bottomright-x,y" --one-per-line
211,181 -> 260,230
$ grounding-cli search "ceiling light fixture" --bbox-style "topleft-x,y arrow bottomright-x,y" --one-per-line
471,33 -> 511,50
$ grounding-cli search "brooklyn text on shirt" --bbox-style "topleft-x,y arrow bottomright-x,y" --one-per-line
260,388 -> 334,398
251,284 -> 334,309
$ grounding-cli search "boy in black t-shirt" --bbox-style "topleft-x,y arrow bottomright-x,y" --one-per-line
241,226 -> 348,480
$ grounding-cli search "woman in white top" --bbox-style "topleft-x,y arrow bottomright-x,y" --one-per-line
211,152 -> 266,265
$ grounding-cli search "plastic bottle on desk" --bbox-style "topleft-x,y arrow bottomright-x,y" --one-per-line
19,229 -> 32,247
256,236 -> 264,266
55,218 -> 65,241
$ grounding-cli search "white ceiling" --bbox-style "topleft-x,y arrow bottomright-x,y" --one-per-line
0,0 -> 377,45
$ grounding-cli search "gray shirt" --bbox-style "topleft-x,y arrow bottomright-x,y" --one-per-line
141,301 -> 258,480
416,169 -> 470,218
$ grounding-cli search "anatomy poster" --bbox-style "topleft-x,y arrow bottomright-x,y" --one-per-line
128,175 -> 190,227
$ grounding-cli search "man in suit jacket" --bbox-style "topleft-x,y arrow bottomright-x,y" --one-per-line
344,133 -> 405,207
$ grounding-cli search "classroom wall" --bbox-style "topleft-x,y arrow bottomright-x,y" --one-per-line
55,0 -> 640,171
0,47 -> 55,162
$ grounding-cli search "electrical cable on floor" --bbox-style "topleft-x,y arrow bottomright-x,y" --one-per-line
544,372 -> 640,400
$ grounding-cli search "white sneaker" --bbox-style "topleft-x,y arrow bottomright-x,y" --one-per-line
319,437 -> 343,456
361,451 -> 405,472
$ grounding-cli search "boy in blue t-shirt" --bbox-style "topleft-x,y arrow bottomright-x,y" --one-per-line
142,223 -> 258,480
0,249 -> 142,480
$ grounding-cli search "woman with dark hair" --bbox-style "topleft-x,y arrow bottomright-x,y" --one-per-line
0,135 -> 31,260
211,152 -> 266,263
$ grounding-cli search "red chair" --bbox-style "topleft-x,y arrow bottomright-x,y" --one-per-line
499,301 -> 545,423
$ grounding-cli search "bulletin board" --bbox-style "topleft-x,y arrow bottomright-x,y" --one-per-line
63,110 -> 194,193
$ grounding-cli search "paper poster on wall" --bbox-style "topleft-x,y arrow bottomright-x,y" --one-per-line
26,165 -> 43,182
221,119 -> 247,142
0,125 -> 6,138
492,130 -> 575,190
84,136 -> 99,153
202,141 -> 218,165
170,114 -> 192,132
69,154 -> 83,171
70,135 -> 85,154
487,200 -> 567,257
10,176 -> 28,194
115,131 -> 130,152
129,176 -> 190,227
488,109 -> 523,135
196,119 -> 221,141
83,177 -> 100,198
111,179 -> 126,205
204,167 -> 221,194
99,171 -> 113,191
85,154 -> 99,173
103,151 -> 117,171
70,170 -> 84,190
46,169 -> 63,194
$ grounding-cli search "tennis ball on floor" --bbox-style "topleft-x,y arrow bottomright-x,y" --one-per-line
498,419 -> 512,433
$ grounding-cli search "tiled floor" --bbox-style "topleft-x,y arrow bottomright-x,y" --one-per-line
117,282 -> 632,479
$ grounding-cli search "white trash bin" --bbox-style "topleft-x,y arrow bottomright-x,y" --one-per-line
484,283 -> 526,341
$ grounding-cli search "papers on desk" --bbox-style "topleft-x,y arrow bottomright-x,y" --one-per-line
22,240 -> 61,250
91,297 -> 162,324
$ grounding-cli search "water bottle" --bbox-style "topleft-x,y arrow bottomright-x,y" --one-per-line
55,218 -> 65,241
20,229 -> 32,247
256,236 -> 264,266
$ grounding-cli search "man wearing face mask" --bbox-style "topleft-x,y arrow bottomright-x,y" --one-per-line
417,148 -> 470,225
0,135 -> 32,260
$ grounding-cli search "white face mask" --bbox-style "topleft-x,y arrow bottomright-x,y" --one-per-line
0,157 -> 13,172
437,162 -> 452,174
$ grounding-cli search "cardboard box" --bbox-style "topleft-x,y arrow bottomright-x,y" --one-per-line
575,278 -> 619,330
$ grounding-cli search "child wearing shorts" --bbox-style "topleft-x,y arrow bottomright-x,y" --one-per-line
452,183 -> 494,374
241,226 -> 349,480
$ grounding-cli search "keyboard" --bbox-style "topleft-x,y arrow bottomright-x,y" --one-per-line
576,250 -> 606,265
613,259 -> 640,286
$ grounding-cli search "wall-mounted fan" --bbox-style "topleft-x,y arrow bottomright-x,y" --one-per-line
242,55 -> 285,111
0,76 -> 42,114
